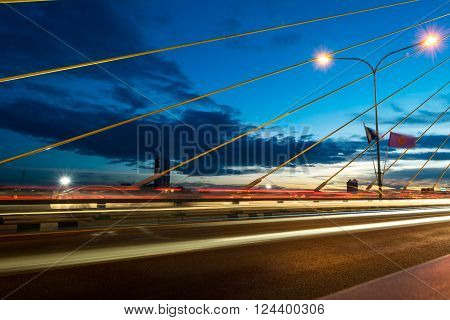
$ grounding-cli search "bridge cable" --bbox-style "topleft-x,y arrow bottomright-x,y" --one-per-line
432,163 -> 450,189
403,134 -> 449,189
0,0 -> 422,83
0,0 -> 52,3
134,48 -> 422,187
366,105 -> 450,190
244,57 -> 449,189
0,19 -> 444,167
315,82 -> 449,191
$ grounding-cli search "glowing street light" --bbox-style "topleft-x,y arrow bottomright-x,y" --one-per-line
420,29 -> 443,49
314,51 -> 333,69
423,33 -> 440,47
418,28 -> 445,57
316,52 -> 332,66
312,28 -> 445,197
265,184 -> 272,190
59,176 -> 71,186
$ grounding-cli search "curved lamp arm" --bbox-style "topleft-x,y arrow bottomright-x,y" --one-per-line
375,43 -> 419,71
334,57 -> 376,73
335,43 -> 419,74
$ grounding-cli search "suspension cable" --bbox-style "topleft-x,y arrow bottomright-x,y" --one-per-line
366,105 -> 450,190
403,134 -> 449,189
1,22 -> 443,167
0,0 -> 52,3
315,82 -> 449,191
134,48 -> 422,187
0,0 -> 424,83
245,57 -> 449,189
432,163 -> 450,189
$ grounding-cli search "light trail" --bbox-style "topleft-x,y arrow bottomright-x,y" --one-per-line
1,204 -> 448,223
0,210 -> 449,274
1,200 -> 449,217
0,14 -> 447,167
0,0 -> 419,83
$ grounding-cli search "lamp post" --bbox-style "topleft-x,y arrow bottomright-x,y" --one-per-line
315,32 -> 442,198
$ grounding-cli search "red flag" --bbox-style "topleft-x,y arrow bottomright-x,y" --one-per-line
388,132 -> 416,148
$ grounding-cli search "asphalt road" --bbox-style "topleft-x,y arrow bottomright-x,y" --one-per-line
0,206 -> 449,299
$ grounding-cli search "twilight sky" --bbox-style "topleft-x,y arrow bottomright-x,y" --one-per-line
0,0 -> 448,189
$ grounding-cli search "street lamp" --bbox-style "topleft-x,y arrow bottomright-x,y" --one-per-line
59,176 -> 71,187
419,29 -> 443,50
423,33 -> 439,47
314,32 -> 442,198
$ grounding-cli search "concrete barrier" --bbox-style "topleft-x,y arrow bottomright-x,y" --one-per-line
17,223 -> 40,233
40,223 -> 58,232
58,221 -> 79,229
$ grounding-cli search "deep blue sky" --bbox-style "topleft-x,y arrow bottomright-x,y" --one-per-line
0,0 -> 448,189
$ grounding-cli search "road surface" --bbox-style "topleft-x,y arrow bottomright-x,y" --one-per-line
0,206 -> 449,299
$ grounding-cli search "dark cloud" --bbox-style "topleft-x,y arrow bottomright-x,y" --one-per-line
410,109 -> 450,123
112,86 -> 151,112
0,0 -> 447,185
0,0 -> 196,109
21,82 -> 68,98
388,103 -> 404,113
0,99 -> 123,142
0,0 -> 137,70
384,105 -> 450,125
0,94 -> 447,180
384,166 -> 450,188
0,95 -> 361,173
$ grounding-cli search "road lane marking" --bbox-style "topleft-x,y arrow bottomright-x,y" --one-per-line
0,207 -> 448,239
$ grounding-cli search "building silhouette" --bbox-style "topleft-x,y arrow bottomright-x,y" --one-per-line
153,157 -> 171,188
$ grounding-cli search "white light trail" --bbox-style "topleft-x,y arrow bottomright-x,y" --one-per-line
0,212 -> 449,274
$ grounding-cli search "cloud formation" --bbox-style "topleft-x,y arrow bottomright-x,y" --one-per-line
0,0 -> 448,186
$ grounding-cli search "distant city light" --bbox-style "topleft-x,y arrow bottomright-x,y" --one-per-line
59,176 -> 71,186
265,184 -> 272,189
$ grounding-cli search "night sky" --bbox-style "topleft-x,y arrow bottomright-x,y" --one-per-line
0,0 -> 448,189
